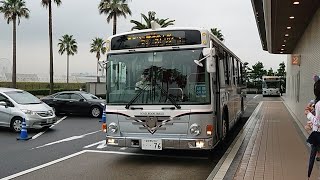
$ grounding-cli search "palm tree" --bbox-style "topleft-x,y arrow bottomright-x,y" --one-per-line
41,0 -> 62,94
210,28 -> 224,42
0,0 -> 29,88
58,34 -> 78,83
130,11 -> 175,30
90,38 -> 106,83
98,0 -> 131,35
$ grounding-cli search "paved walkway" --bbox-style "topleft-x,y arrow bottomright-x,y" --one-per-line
214,101 -> 320,180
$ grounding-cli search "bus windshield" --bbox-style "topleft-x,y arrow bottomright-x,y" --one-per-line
106,49 -> 211,105
263,81 -> 280,89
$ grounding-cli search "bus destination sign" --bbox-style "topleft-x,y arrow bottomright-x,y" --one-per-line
111,30 -> 201,50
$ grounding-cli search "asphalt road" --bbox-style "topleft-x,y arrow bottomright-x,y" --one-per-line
0,94 -> 263,180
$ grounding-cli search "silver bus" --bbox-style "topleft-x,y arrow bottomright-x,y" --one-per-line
103,25 -> 245,151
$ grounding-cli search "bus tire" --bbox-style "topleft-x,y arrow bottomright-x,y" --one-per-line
221,110 -> 229,140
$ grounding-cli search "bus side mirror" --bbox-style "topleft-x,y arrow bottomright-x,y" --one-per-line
204,48 -> 216,73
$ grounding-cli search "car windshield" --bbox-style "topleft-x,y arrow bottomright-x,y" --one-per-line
5,91 -> 41,104
81,93 -> 99,100
106,49 -> 211,105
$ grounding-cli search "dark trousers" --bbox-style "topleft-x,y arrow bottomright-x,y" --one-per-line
308,144 -> 318,178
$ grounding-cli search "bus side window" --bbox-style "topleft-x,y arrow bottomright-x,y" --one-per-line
232,56 -> 237,85
224,51 -> 230,85
229,56 -> 234,85
236,59 -> 240,85
219,59 -> 226,87
239,62 -> 243,85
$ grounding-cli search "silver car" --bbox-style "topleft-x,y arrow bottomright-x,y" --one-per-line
0,88 -> 56,132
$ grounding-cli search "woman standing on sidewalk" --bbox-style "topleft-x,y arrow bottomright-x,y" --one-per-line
305,76 -> 320,179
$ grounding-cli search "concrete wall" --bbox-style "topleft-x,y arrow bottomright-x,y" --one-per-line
285,8 -> 320,126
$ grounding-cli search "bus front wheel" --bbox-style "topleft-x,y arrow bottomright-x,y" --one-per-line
221,113 -> 229,140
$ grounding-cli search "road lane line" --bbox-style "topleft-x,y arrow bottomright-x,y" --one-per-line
31,130 -> 101,150
1,148 -> 207,180
31,116 -> 67,140
50,116 -> 67,127
206,102 -> 263,180
85,150 -> 208,160
253,94 -> 259,99
96,141 -> 107,149
83,140 -> 104,149
0,150 -> 87,180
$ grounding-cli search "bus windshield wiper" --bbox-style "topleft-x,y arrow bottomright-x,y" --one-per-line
155,83 -> 181,109
125,84 -> 150,109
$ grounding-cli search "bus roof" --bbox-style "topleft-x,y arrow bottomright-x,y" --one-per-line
106,27 -> 243,64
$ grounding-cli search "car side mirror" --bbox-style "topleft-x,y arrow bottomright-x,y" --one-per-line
0,101 -> 7,106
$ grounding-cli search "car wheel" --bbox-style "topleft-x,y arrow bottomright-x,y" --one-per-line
10,117 -> 23,132
90,106 -> 102,118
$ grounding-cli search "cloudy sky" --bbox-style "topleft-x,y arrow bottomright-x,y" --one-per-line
0,0 -> 286,76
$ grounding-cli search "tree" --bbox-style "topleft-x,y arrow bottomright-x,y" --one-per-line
0,0 -> 30,88
41,0 -> 62,94
276,62 -> 286,78
90,38 -> 106,83
276,61 -> 286,92
248,61 -> 267,89
130,11 -> 175,30
98,0 -> 131,35
267,68 -> 274,76
210,28 -> 224,42
243,62 -> 251,85
58,34 -> 78,83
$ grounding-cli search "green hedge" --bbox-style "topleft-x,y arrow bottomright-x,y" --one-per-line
0,82 -> 85,90
0,82 -> 86,96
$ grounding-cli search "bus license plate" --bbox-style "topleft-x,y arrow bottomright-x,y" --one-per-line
142,139 -> 162,150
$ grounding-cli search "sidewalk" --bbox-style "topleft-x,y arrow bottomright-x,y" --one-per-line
213,100 -> 320,180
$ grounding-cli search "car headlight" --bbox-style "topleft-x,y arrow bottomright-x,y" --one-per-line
190,123 -> 201,136
48,110 -> 54,116
108,123 -> 118,133
21,109 -> 36,115
100,103 -> 105,107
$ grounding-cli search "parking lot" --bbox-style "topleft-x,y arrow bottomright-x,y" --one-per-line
0,94 -> 263,180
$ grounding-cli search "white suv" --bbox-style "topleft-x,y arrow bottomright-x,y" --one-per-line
0,88 -> 56,132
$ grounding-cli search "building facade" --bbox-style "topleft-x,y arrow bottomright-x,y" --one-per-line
251,0 -> 320,126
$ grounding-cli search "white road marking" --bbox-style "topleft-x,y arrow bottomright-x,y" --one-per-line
31,116 -> 67,140
253,94 -> 259,99
32,130 -> 101,150
120,147 -> 128,151
83,140 -> 105,149
51,116 -> 67,127
86,150 -> 208,160
0,149 -> 207,180
207,102 -> 263,180
96,141 -> 107,149
0,150 -> 87,180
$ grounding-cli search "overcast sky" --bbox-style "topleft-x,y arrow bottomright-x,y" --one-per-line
0,0 -> 286,76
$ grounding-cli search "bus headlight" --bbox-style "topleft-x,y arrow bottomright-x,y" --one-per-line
190,124 -> 201,136
108,123 -> 118,133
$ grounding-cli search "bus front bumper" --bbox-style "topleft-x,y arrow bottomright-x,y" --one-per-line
106,136 -> 215,150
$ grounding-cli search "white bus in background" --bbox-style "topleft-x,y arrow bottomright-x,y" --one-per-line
262,76 -> 281,96
103,22 -> 246,152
